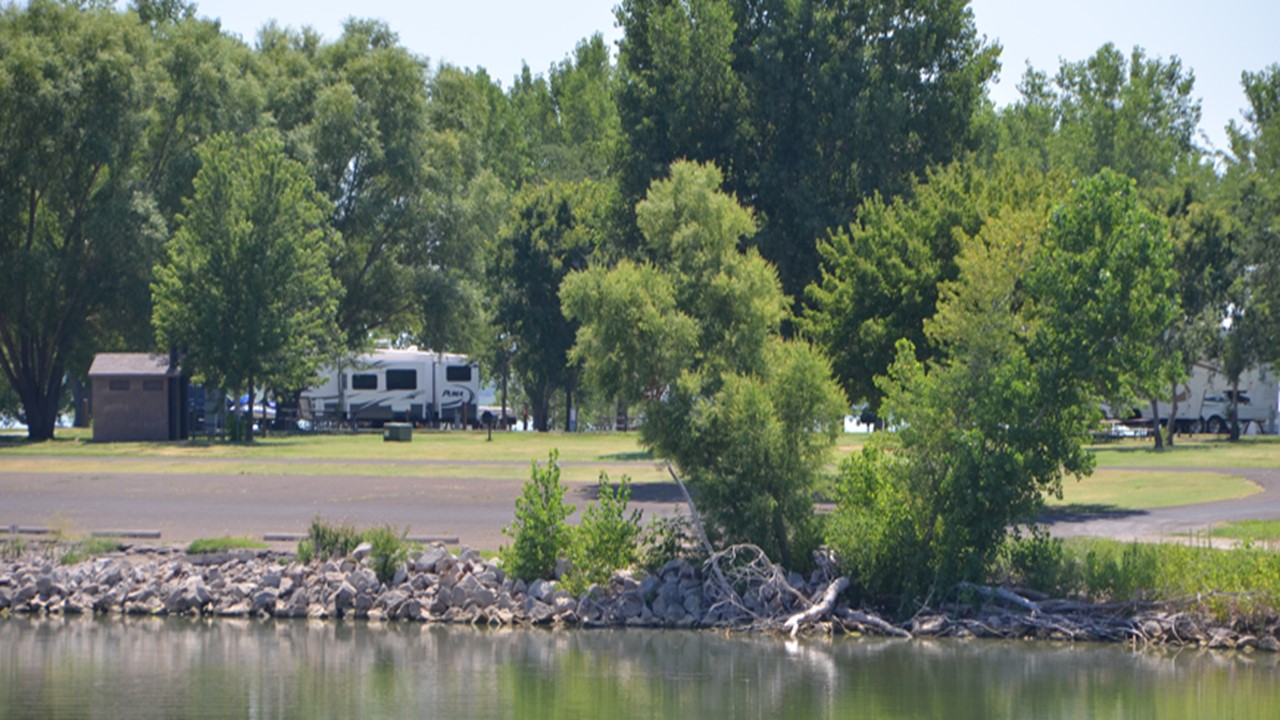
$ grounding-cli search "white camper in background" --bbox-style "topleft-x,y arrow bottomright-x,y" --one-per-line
1125,361 -> 1279,434
300,348 -> 480,427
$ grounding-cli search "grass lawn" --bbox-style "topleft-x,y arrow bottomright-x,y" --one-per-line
1045,468 -> 1261,512
1209,519 -> 1280,544
4,428 -> 1274,505
0,427 -> 652,463
0,428 -> 669,483
1088,435 -> 1280,469
0,456 -> 669,484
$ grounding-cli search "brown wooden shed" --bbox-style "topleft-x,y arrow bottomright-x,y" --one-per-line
88,353 -> 188,442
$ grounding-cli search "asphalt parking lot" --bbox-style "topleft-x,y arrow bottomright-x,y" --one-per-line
3,457 -> 1279,550
0,456 -> 688,550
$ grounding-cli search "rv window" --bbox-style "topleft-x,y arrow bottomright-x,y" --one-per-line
142,380 -> 164,391
352,373 -> 378,390
108,380 -> 130,391
446,365 -> 472,382
386,369 -> 417,390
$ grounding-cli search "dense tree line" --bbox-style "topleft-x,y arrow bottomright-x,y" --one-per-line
2,0 -> 1278,603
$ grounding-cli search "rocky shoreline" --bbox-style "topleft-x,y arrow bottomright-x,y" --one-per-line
2,544 -> 1276,652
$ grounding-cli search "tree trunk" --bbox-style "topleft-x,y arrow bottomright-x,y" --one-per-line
1229,378 -> 1241,442
616,397 -> 628,432
23,384 -> 61,441
72,378 -> 90,428
1165,380 -> 1179,447
10,359 -> 64,442
771,504 -> 792,571
500,358 -> 509,431
531,388 -> 551,432
564,384 -> 574,432
1149,398 -> 1164,450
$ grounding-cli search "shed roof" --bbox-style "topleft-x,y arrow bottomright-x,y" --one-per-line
88,353 -> 180,378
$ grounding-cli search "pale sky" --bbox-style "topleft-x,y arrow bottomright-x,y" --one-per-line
180,0 -> 1276,154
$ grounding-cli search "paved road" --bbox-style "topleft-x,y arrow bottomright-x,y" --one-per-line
0,457 -> 687,550
1043,467 -> 1280,541
4,457 -> 1280,549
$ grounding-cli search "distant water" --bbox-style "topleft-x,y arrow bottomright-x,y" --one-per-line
1,617 -> 1276,719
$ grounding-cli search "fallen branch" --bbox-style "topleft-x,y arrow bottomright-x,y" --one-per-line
837,607 -> 913,639
958,582 -> 1041,613
784,577 -> 850,638
666,462 -> 713,557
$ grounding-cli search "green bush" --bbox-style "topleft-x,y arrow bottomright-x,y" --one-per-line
825,444 -> 932,608
564,473 -> 643,593
501,451 -> 576,582
638,516 -> 702,573
297,517 -> 362,563
364,525 -> 412,585
994,527 -> 1075,596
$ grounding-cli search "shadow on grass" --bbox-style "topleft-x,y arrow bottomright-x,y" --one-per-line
0,434 -> 81,448
1090,443 -> 1217,456
598,450 -> 655,462
1038,504 -> 1148,524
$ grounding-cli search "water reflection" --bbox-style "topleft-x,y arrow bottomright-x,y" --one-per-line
1,617 -> 1276,719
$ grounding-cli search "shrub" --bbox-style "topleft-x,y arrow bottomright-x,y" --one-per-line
297,516 -> 362,563
564,473 -> 643,593
825,444 -> 932,608
501,451 -> 575,582
994,527 -> 1075,596
638,516 -> 702,573
364,525 -> 412,585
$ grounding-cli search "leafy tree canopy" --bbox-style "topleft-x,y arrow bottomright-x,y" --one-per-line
1226,65 -> 1280,366
151,129 -> 341,436
828,170 -> 1180,604
565,161 -> 846,566
616,0 -> 999,298
0,0 -> 160,440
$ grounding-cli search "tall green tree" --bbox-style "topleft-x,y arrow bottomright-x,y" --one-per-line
492,179 -> 615,431
564,161 -> 846,566
828,170 -> 1179,604
0,0 -> 160,440
506,33 -> 623,187
803,159 -> 1067,413
999,43 -> 1201,184
139,7 -> 263,221
548,34 -> 622,183
1226,65 -> 1280,368
1151,163 -> 1238,445
615,0 -> 745,211
418,64 -> 514,353
995,42 -> 1207,446
316,21 -> 433,348
615,0 -> 998,297
256,21 -> 446,350
151,129 -> 341,440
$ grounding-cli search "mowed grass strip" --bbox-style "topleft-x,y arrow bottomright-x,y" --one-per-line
0,456 -> 668,484
1046,468 -> 1261,511
1088,435 -> 1280,469
0,428 -> 653,464
1209,519 -> 1280,544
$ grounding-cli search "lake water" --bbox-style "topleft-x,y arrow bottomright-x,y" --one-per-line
1,617 -> 1276,719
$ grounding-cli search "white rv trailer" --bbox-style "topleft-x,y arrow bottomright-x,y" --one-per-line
300,349 -> 480,427
1122,361 -> 1279,434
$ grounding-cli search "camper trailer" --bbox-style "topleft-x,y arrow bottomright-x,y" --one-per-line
1124,361 -> 1279,434
300,349 -> 480,427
